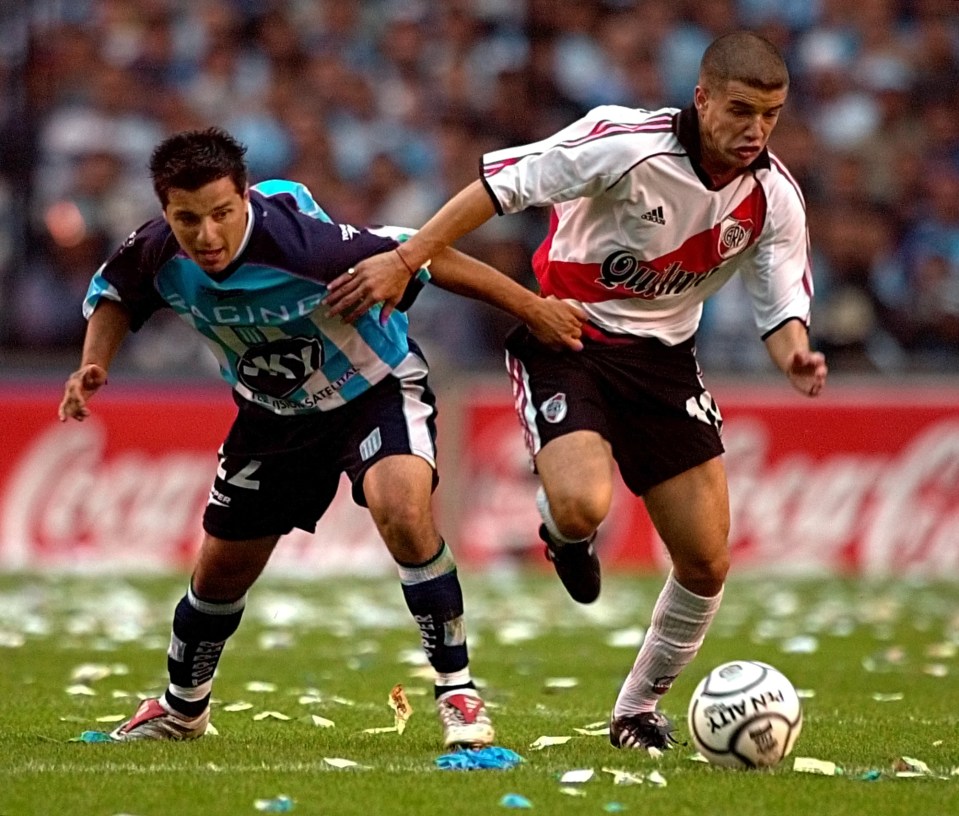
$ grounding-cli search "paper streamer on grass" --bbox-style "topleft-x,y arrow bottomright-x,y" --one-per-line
435,747 -> 524,770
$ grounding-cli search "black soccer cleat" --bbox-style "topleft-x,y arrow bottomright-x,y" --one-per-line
609,711 -> 681,751
540,524 -> 601,604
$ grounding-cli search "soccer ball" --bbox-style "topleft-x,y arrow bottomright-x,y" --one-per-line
687,660 -> 802,769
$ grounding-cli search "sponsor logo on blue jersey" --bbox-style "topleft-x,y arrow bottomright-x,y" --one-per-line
237,337 -> 324,398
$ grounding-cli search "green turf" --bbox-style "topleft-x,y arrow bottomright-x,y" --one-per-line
1,573 -> 957,815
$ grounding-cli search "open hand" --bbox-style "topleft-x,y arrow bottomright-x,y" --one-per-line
58,364 -> 108,421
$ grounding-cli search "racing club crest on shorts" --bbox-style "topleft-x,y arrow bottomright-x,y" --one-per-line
540,392 -> 568,424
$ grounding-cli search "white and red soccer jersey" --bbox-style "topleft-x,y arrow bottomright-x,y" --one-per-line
480,105 -> 812,346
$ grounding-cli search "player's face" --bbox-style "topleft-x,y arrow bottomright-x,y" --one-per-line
163,177 -> 249,274
695,80 -> 787,182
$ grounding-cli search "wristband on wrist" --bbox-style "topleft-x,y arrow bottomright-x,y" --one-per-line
395,245 -> 417,276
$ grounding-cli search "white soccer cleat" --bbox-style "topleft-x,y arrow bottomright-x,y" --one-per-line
436,688 -> 495,749
110,697 -> 209,742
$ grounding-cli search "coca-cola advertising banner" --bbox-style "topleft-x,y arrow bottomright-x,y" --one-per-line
3,383 -> 958,576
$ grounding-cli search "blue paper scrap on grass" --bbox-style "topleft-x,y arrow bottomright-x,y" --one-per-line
499,793 -> 533,809
69,730 -> 115,743
255,794 -> 295,813
435,746 -> 525,770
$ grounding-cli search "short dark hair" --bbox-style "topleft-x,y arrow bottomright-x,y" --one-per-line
149,127 -> 248,208
699,31 -> 789,93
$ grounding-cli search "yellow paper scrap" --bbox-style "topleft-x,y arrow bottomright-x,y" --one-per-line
529,735 -> 572,750
252,711 -> 290,721
323,757 -> 359,768
647,770 -> 667,787
602,767 -> 644,785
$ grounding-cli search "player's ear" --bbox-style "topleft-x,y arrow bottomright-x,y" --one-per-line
694,85 -> 707,113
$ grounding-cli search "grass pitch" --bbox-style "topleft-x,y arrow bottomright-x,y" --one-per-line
1,572 -> 958,816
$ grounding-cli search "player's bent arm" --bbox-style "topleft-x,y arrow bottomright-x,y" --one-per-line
398,181 -> 499,270
429,247 -> 586,351
58,300 -> 132,422
763,318 -> 828,398
327,184 -> 504,323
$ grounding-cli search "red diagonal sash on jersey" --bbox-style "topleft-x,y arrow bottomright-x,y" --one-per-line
534,184 -> 768,302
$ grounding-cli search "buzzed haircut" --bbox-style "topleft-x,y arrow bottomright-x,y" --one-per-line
699,31 -> 789,93
149,127 -> 249,208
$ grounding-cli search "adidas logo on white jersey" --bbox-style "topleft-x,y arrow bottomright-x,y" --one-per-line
640,205 -> 666,225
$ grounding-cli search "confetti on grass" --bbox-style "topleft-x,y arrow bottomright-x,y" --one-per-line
559,769 -> 594,784
323,757 -> 367,769
253,711 -> 291,721
793,757 -> 842,776
70,731 -> 115,743
245,681 -> 278,693
601,768 -> 644,785
253,794 -> 294,812
435,747 -> 524,770
389,684 -> 412,735
894,757 -> 932,775
529,735 -> 571,750
499,793 -> 532,809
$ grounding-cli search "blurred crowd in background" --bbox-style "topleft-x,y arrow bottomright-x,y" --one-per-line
0,0 -> 957,377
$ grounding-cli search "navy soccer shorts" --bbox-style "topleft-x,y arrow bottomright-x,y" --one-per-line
203,350 -> 438,540
504,325 -> 724,496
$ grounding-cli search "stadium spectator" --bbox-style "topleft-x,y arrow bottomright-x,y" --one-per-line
1,1 -> 957,376
56,127 -> 583,747
327,31 -> 827,753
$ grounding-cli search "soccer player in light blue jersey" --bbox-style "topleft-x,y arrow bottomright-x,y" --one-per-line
58,127 -> 586,748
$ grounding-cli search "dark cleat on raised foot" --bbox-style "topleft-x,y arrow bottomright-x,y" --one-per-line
540,524 -> 601,604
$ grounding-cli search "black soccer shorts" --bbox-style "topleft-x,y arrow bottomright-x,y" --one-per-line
505,324 -> 724,496
203,350 -> 438,540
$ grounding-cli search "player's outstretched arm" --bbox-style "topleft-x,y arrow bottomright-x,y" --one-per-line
58,300 -> 131,422
325,181 -> 497,323
429,247 -> 587,351
763,319 -> 828,397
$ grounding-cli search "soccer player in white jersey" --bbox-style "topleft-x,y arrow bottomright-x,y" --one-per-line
58,127 -> 585,748
327,31 -> 829,751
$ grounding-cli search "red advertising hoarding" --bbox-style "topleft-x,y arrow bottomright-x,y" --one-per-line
454,384 -> 959,577
2,383 -> 957,576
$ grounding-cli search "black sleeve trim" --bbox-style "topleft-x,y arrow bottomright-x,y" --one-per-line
761,315 -> 808,341
478,158 -> 505,216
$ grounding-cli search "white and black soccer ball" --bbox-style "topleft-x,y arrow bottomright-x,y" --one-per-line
687,660 -> 803,769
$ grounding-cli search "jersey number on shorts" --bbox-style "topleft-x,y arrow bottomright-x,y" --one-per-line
217,458 -> 263,490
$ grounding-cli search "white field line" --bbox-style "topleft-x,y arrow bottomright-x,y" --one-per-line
0,760 -> 427,775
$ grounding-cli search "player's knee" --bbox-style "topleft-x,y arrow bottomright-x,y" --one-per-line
370,500 -> 434,547
675,550 -> 729,596
549,492 -> 609,540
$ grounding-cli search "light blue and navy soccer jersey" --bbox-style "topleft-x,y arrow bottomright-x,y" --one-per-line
83,180 -> 428,415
